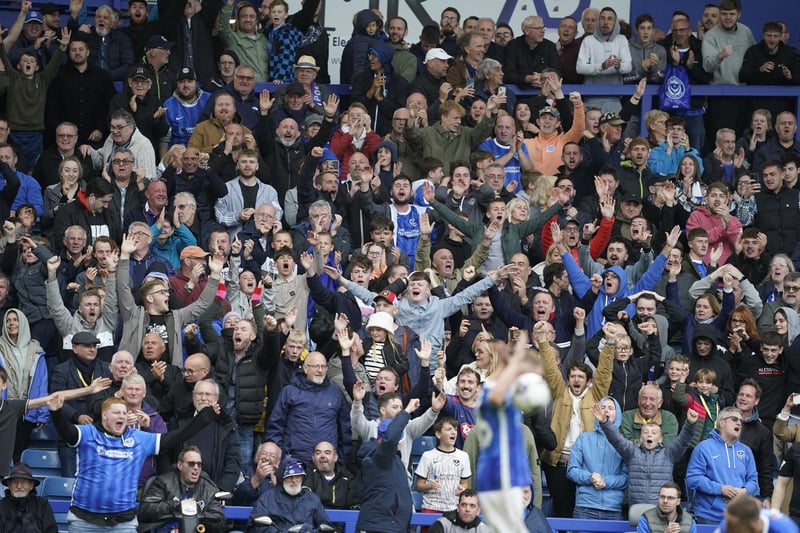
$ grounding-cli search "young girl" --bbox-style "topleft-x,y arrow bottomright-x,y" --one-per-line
361,311 -> 408,387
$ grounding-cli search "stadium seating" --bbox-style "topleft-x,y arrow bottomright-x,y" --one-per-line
20,448 -> 61,478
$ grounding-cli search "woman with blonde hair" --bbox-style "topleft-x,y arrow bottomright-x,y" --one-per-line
507,197 -> 531,224
759,253 -> 795,303
529,174 -> 557,213
444,333 -> 498,394
737,108 -> 774,167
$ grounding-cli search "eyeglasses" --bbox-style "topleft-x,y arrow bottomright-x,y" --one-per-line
149,288 -> 170,297
730,318 -> 746,323
112,159 -> 133,165
659,495 -> 679,500
109,123 -> 131,132
235,74 -> 255,82
257,451 -> 280,458
183,367 -> 207,376
368,250 -> 383,256
56,133 -> 77,139
130,231 -> 148,237
183,461 -> 203,468
785,285 -> 800,292
722,416 -> 742,423
615,346 -> 633,352
525,25 -> 544,30
305,364 -> 327,370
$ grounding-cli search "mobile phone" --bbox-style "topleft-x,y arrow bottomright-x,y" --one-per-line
497,86 -> 507,97
466,78 -> 475,88
330,159 -> 339,173
793,395 -> 800,406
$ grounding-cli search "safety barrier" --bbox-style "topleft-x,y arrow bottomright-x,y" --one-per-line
47,499 -> 721,533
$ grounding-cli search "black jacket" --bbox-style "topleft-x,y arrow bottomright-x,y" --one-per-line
303,463 -> 363,509
138,470 -> 225,532
52,192 -> 121,251
0,490 -> 57,533
502,36 -> 561,86
175,414 -> 241,492
738,409 -> 775,499
46,64 -> 116,145
161,0 -> 221,88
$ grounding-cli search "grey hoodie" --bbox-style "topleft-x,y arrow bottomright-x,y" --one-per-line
576,15 -> 632,84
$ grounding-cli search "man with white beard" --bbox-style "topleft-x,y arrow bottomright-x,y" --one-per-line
248,460 -> 331,532
265,351 -> 351,465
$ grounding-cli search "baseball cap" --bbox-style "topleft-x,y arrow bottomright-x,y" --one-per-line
424,48 -> 452,64
539,106 -> 560,119
145,34 -> 174,50
72,331 -> 100,345
285,81 -> 305,96
180,246 -> 210,260
599,112 -> 625,126
375,289 -> 397,305
283,460 -> 305,478
24,10 -> 43,23
177,67 -> 196,81
304,114 -> 323,128
621,191 -> 643,204
128,65 -> 148,80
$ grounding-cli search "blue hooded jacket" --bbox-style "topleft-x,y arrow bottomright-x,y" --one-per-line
685,428 -> 759,521
372,139 -> 399,191
567,396 -> 628,512
562,252 -> 668,338
340,10 -> 382,84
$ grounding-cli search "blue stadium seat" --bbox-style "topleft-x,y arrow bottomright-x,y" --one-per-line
20,449 -> 61,478
411,490 -> 423,512
410,436 -> 437,469
29,423 -> 59,449
41,476 -> 76,500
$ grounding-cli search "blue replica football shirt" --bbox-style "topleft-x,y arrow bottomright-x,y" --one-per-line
71,425 -> 160,513
475,384 -> 530,492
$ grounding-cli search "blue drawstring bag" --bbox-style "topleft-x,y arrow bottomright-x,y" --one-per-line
659,65 -> 691,111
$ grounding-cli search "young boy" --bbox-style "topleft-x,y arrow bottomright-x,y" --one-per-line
0,17 -> 69,171
415,417 -> 471,513
262,229 -> 295,279
661,355 -> 691,417
358,216 -> 408,268
264,0 -> 304,83
266,247 -> 310,330
596,403 -> 698,504
673,368 -> 720,445
413,157 -> 444,207
686,228 -> 712,278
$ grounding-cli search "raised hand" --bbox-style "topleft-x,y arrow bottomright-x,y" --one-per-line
550,221 -> 563,244
299,251 -> 314,273
322,94 -> 339,117
207,253 -> 225,275
285,305 -> 298,329
120,233 -> 137,257
415,339 -> 432,364
46,255 -> 61,278
258,89 -> 274,115
88,377 -> 112,394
